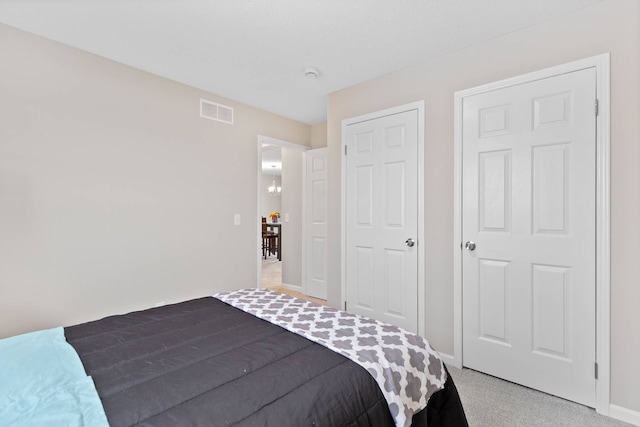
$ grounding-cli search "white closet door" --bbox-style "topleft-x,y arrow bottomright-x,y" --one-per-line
462,68 -> 597,406
345,109 -> 419,333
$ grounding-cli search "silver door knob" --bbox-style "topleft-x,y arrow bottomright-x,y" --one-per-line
465,241 -> 476,251
405,238 -> 415,247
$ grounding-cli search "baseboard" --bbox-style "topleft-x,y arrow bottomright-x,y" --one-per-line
281,282 -> 302,292
438,352 -> 456,367
609,404 -> 640,426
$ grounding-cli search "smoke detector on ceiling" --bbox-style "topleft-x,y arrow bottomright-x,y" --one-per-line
304,66 -> 320,78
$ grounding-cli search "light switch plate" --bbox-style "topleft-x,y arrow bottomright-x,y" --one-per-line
234,214 -> 241,225
284,213 -> 290,222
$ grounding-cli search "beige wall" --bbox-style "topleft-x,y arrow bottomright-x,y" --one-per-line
310,122 -> 328,148
0,23 -> 310,338
280,148 -> 304,287
327,0 -> 640,412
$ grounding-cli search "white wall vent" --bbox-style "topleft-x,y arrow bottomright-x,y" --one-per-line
200,99 -> 234,124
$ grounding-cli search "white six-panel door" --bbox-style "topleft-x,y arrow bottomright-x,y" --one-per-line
462,68 -> 597,406
305,148 -> 328,300
345,110 -> 419,333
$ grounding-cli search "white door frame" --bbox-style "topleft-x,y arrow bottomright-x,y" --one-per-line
341,101 -> 426,336
256,135 -> 309,290
452,53 -> 611,414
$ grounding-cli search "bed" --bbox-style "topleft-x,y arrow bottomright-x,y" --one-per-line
1,289 -> 467,426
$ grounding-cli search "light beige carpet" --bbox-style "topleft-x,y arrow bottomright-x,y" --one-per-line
447,366 -> 632,427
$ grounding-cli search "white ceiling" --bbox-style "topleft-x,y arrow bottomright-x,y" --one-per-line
261,145 -> 281,175
0,0 -> 598,125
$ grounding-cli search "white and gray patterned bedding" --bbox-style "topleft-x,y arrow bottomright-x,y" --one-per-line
214,288 -> 447,427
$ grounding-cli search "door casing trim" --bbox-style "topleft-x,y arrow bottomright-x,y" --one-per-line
452,53 -> 610,414
341,101 -> 426,336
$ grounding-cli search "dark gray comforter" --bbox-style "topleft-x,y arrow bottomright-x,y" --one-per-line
65,297 -> 467,426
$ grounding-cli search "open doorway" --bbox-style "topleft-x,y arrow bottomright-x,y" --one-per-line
260,145 -> 282,289
256,135 -> 308,292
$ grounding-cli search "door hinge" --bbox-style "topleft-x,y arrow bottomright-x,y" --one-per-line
595,362 -> 599,379
595,99 -> 599,116
344,145 -> 347,155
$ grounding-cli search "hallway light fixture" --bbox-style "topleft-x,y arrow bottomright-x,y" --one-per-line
268,165 -> 281,196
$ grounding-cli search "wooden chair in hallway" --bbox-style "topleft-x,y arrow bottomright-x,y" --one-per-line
262,217 -> 278,259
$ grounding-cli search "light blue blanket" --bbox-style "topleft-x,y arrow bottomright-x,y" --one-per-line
0,327 -> 109,427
